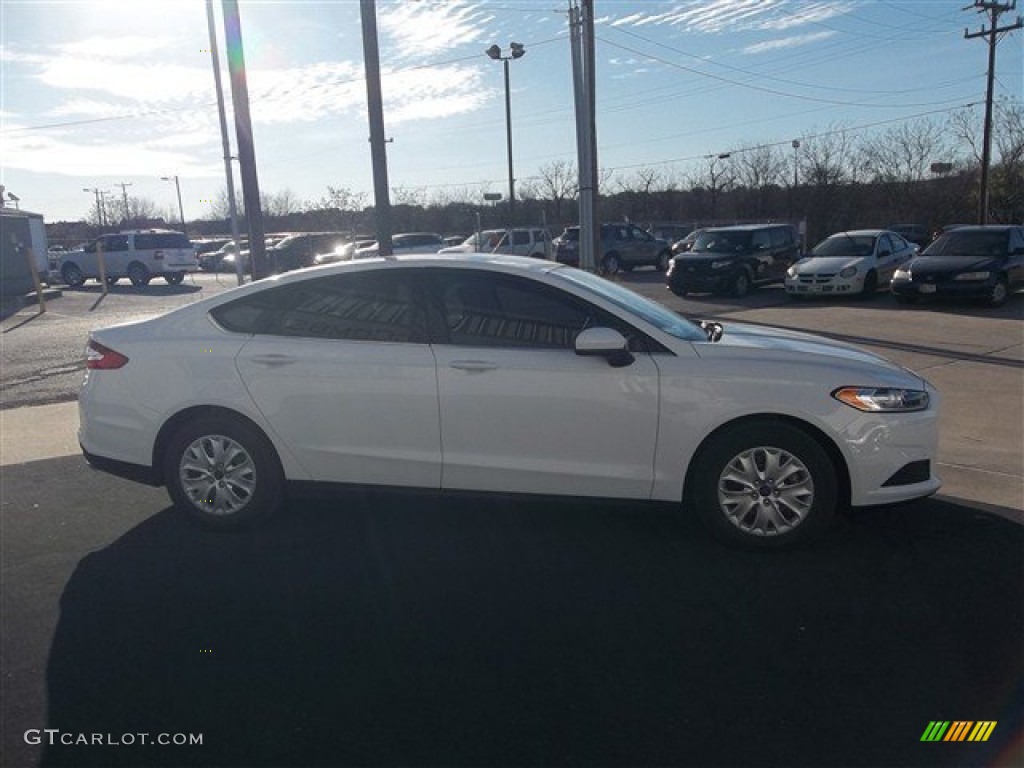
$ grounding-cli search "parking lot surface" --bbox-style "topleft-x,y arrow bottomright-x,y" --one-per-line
1,269 -> 1022,767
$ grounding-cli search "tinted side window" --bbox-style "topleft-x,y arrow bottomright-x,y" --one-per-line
751,230 -> 771,249
211,271 -> 427,343
770,227 -> 792,248
511,230 -> 531,246
101,235 -> 129,252
135,233 -> 191,250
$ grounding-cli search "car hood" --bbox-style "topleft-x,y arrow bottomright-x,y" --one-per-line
692,322 -> 922,386
790,256 -> 864,273
905,255 -> 1002,275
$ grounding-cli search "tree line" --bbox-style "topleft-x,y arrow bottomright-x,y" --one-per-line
54,102 -> 1021,249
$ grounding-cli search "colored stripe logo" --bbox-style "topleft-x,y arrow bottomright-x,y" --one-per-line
921,721 -> 997,742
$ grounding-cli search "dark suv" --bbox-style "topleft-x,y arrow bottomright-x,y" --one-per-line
268,232 -> 348,272
554,223 -> 672,273
666,223 -> 800,297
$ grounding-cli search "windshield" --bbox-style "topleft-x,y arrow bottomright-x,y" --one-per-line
812,234 -> 875,257
923,230 -> 1008,258
692,230 -> 752,253
552,268 -> 706,342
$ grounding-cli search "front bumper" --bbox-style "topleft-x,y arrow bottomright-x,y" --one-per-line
785,274 -> 862,295
891,276 -> 994,299
666,263 -> 735,293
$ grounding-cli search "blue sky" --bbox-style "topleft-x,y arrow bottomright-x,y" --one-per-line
1,0 -> 1020,223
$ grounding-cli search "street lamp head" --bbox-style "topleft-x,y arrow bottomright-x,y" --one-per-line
510,42 -> 525,59
792,139 -> 801,149
485,44 -> 502,60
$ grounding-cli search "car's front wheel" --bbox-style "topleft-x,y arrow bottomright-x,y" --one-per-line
656,250 -> 671,272
602,253 -> 622,275
987,276 -> 1008,307
860,270 -> 878,298
731,269 -> 751,298
688,421 -> 838,549
163,415 -> 284,529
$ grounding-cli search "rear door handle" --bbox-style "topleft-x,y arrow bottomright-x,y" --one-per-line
248,353 -> 297,367
449,360 -> 499,372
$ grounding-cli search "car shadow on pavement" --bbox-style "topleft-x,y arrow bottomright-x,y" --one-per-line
42,492 -> 1022,767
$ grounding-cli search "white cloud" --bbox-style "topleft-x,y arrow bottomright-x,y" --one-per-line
743,31 -> 836,54
605,0 -> 852,34
379,1 -> 492,60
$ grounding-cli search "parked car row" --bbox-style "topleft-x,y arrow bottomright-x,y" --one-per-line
660,223 -> 1022,308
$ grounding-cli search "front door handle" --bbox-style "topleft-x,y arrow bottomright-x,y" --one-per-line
449,360 -> 499,372
248,353 -> 297,367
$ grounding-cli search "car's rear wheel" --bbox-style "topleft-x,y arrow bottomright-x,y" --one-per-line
602,253 -> 621,275
688,421 -> 837,549
165,272 -> 185,285
127,262 -> 151,287
61,263 -> 85,287
164,415 -> 284,529
656,250 -> 671,272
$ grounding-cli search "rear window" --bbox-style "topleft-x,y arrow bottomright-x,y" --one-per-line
135,233 -> 192,250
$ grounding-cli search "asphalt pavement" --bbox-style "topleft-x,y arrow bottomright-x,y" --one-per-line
2,271 -> 1022,767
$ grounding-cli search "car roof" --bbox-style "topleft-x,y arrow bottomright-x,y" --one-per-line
705,223 -> 792,232
826,229 -> 887,237
937,225 -> 1018,233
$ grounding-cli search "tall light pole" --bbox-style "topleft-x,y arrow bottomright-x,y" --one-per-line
486,42 -> 525,226
161,175 -> 187,234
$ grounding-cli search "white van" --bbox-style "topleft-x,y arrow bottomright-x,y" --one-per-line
56,230 -> 197,287
439,228 -> 551,259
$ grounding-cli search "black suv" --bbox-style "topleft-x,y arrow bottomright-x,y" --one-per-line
554,223 -> 672,273
666,223 -> 800,297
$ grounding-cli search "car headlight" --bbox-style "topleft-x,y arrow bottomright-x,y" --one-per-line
953,271 -> 991,281
832,387 -> 929,412
786,265 -> 798,277
893,268 -> 911,279
710,260 -> 732,269
839,266 -> 858,278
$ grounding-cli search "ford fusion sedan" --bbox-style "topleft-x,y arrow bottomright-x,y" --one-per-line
79,255 -> 940,549
891,225 -> 1024,307
785,229 -> 916,299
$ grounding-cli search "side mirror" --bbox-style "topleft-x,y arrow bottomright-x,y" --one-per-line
575,327 -> 634,368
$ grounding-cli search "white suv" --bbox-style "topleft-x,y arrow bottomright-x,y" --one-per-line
56,230 -> 197,287
440,228 -> 551,259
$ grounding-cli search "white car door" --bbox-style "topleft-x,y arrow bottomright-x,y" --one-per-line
230,270 -> 442,487
427,269 -> 660,499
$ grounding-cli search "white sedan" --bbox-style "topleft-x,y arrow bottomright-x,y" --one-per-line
785,229 -> 917,298
79,255 -> 940,548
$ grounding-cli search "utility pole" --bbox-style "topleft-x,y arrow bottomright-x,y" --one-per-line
360,0 -> 393,257
222,0 -> 268,277
114,181 -> 132,226
569,0 -> 599,272
964,1 -> 1022,224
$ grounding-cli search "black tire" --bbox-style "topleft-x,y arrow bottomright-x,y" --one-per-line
860,270 -> 878,299
656,250 -> 671,272
61,263 -> 86,288
105,276 -> 119,286
602,253 -> 622,276
987,276 -> 1008,308
165,272 -> 185,285
731,270 -> 751,298
669,286 -> 688,297
688,421 -> 838,549
163,415 -> 284,529
127,262 -> 151,287
894,294 -> 917,305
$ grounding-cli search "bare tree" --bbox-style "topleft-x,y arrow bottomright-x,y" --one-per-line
733,144 -> 787,219
685,156 -> 735,221
261,188 -> 303,218
531,160 -> 578,224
